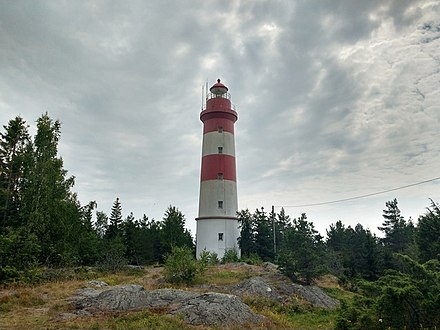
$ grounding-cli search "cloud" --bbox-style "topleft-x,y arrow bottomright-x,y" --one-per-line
1,0 -> 439,236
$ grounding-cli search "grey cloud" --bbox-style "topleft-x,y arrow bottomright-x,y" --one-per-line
1,0 -> 439,234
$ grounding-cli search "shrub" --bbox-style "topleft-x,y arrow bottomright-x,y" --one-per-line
242,253 -> 263,265
164,246 -> 198,284
221,248 -> 239,263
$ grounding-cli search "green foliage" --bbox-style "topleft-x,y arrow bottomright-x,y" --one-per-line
0,116 -> 30,230
222,248 -> 240,263
335,296 -> 378,330
237,208 -> 255,258
278,213 -> 326,284
97,236 -> 127,272
238,207 -> 291,261
106,197 -> 123,239
378,198 -> 416,256
336,255 -> 440,330
163,246 -> 198,284
416,199 -> 440,262
326,221 -> 382,281
160,206 -> 194,259
254,207 -> 275,261
242,253 -> 264,265
198,249 -> 219,269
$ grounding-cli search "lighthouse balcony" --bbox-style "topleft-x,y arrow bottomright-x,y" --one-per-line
203,92 -> 236,111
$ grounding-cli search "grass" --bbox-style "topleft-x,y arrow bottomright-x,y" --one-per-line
0,264 -> 354,329
243,294 -> 338,330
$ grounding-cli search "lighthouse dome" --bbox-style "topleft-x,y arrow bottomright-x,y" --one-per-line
210,79 -> 228,95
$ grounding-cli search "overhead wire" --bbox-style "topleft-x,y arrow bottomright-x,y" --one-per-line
276,176 -> 440,208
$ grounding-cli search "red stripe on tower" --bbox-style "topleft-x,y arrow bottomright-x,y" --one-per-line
200,154 -> 236,181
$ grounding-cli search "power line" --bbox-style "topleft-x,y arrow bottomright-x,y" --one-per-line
276,176 -> 440,208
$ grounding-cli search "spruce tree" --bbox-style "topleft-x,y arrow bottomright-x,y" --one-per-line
378,198 -> 415,254
253,207 -> 274,261
237,209 -> 255,258
0,116 -> 30,229
160,205 -> 193,259
278,213 -> 325,284
417,199 -> 440,262
107,197 -> 123,239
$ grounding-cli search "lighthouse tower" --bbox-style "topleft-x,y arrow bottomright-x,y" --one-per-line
196,79 -> 240,259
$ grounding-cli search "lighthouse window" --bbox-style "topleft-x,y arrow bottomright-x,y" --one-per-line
218,146 -> 223,154
218,126 -> 224,133
218,233 -> 224,241
217,173 -> 224,180
218,200 -> 223,209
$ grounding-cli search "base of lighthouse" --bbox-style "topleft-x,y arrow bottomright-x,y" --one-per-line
196,218 -> 241,259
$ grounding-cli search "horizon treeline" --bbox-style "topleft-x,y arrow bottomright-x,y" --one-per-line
1,114 -> 439,274
0,114 -> 194,276
2,114 -> 440,328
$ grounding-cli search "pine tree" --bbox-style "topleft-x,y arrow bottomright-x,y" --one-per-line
378,199 -> 415,254
107,197 -> 123,239
417,199 -> 440,262
278,213 -> 326,284
253,207 -> 274,261
237,209 -> 255,258
0,116 -> 30,229
275,207 -> 291,254
19,113 -> 79,266
160,205 -> 193,259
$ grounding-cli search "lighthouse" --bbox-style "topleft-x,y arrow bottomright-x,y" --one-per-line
196,79 -> 241,259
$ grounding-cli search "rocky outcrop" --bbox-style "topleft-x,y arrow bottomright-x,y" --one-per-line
231,275 -> 340,309
72,285 -> 263,326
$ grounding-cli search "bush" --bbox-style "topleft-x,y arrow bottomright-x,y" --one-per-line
164,246 -> 198,284
96,237 -> 127,272
0,266 -> 21,283
198,249 -> 219,269
222,248 -> 239,263
242,253 -> 263,265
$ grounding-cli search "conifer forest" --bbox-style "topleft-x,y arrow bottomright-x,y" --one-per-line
1,114 -> 440,329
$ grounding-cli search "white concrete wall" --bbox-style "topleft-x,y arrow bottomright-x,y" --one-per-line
202,131 -> 235,157
196,218 -> 241,259
198,180 -> 237,217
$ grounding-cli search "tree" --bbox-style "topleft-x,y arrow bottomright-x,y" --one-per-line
336,255 -> 440,330
378,198 -> 415,254
274,207 -> 291,255
122,212 -> 141,264
417,199 -> 440,262
278,213 -> 326,284
141,216 -> 162,264
107,197 -> 123,239
160,205 -> 193,259
0,116 -> 30,230
94,210 -> 108,239
19,113 -> 79,266
237,209 -> 255,258
253,207 -> 274,261
326,221 -> 382,281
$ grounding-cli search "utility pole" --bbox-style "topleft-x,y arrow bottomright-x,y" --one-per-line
272,205 -> 276,255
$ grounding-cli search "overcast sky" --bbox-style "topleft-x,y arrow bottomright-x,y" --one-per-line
1,1 -> 439,237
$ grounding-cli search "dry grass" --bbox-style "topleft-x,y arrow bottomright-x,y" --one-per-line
0,265 -> 347,329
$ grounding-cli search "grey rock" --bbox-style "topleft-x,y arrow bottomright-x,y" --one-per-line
173,292 -> 263,326
231,275 -> 339,309
71,284 -> 263,326
272,278 -> 340,309
75,284 -> 150,311
86,280 -> 109,287
126,265 -> 144,270
232,276 -> 277,299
